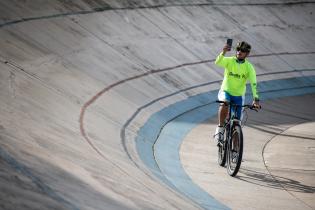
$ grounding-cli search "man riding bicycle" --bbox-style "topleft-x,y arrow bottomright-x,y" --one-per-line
214,41 -> 260,144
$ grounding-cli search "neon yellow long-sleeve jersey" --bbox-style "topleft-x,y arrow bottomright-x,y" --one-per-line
215,52 -> 259,100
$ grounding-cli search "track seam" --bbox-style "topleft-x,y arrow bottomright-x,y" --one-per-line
1,1 -> 315,29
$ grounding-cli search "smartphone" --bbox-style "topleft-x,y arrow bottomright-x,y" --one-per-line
227,38 -> 233,47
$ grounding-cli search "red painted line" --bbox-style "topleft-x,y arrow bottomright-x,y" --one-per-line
79,59 -> 213,158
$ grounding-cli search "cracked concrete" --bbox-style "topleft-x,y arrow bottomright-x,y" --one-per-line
0,1 -> 315,209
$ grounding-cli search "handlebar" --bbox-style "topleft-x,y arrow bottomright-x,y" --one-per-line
216,100 -> 261,111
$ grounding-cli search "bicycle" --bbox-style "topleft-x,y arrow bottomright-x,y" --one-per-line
216,100 -> 260,176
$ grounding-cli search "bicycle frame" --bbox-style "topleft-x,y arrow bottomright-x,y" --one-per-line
219,101 -> 242,146
216,100 -> 259,176
219,100 -> 257,131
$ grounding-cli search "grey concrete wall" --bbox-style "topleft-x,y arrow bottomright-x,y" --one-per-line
0,1 -> 315,209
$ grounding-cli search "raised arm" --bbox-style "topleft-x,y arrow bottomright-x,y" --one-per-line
215,44 -> 231,68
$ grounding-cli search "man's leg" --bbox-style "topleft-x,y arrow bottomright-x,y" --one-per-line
218,103 -> 228,126
230,95 -> 244,152
232,95 -> 245,121
217,90 -> 230,126
214,91 -> 230,144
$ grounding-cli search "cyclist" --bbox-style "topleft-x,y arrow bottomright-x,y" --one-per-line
214,41 -> 260,144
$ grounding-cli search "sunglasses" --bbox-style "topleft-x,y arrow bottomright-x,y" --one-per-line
236,47 -> 249,53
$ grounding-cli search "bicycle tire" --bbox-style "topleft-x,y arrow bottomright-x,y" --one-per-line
218,126 -> 228,166
227,124 -> 243,176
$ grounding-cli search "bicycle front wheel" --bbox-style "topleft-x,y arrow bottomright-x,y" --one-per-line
218,126 -> 228,166
227,124 -> 243,176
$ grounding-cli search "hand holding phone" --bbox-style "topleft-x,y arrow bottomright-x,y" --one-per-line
223,38 -> 233,54
227,38 -> 233,48
226,38 -> 233,51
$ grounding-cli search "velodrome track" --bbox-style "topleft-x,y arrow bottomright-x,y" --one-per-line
0,1 -> 315,209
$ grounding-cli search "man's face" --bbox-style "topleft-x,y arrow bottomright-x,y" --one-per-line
236,50 -> 249,60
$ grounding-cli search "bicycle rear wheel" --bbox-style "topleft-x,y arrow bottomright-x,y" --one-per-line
218,126 -> 228,166
227,124 -> 243,176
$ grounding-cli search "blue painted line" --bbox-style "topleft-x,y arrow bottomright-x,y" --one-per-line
154,103 -> 226,210
136,76 -> 315,210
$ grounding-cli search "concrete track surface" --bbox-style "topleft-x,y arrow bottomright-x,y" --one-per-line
0,1 -> 314,209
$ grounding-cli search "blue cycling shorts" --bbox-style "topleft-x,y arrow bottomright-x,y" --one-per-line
218,90 -> 244,120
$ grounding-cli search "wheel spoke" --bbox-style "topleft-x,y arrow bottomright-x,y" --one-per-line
227,125 -> 243,176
